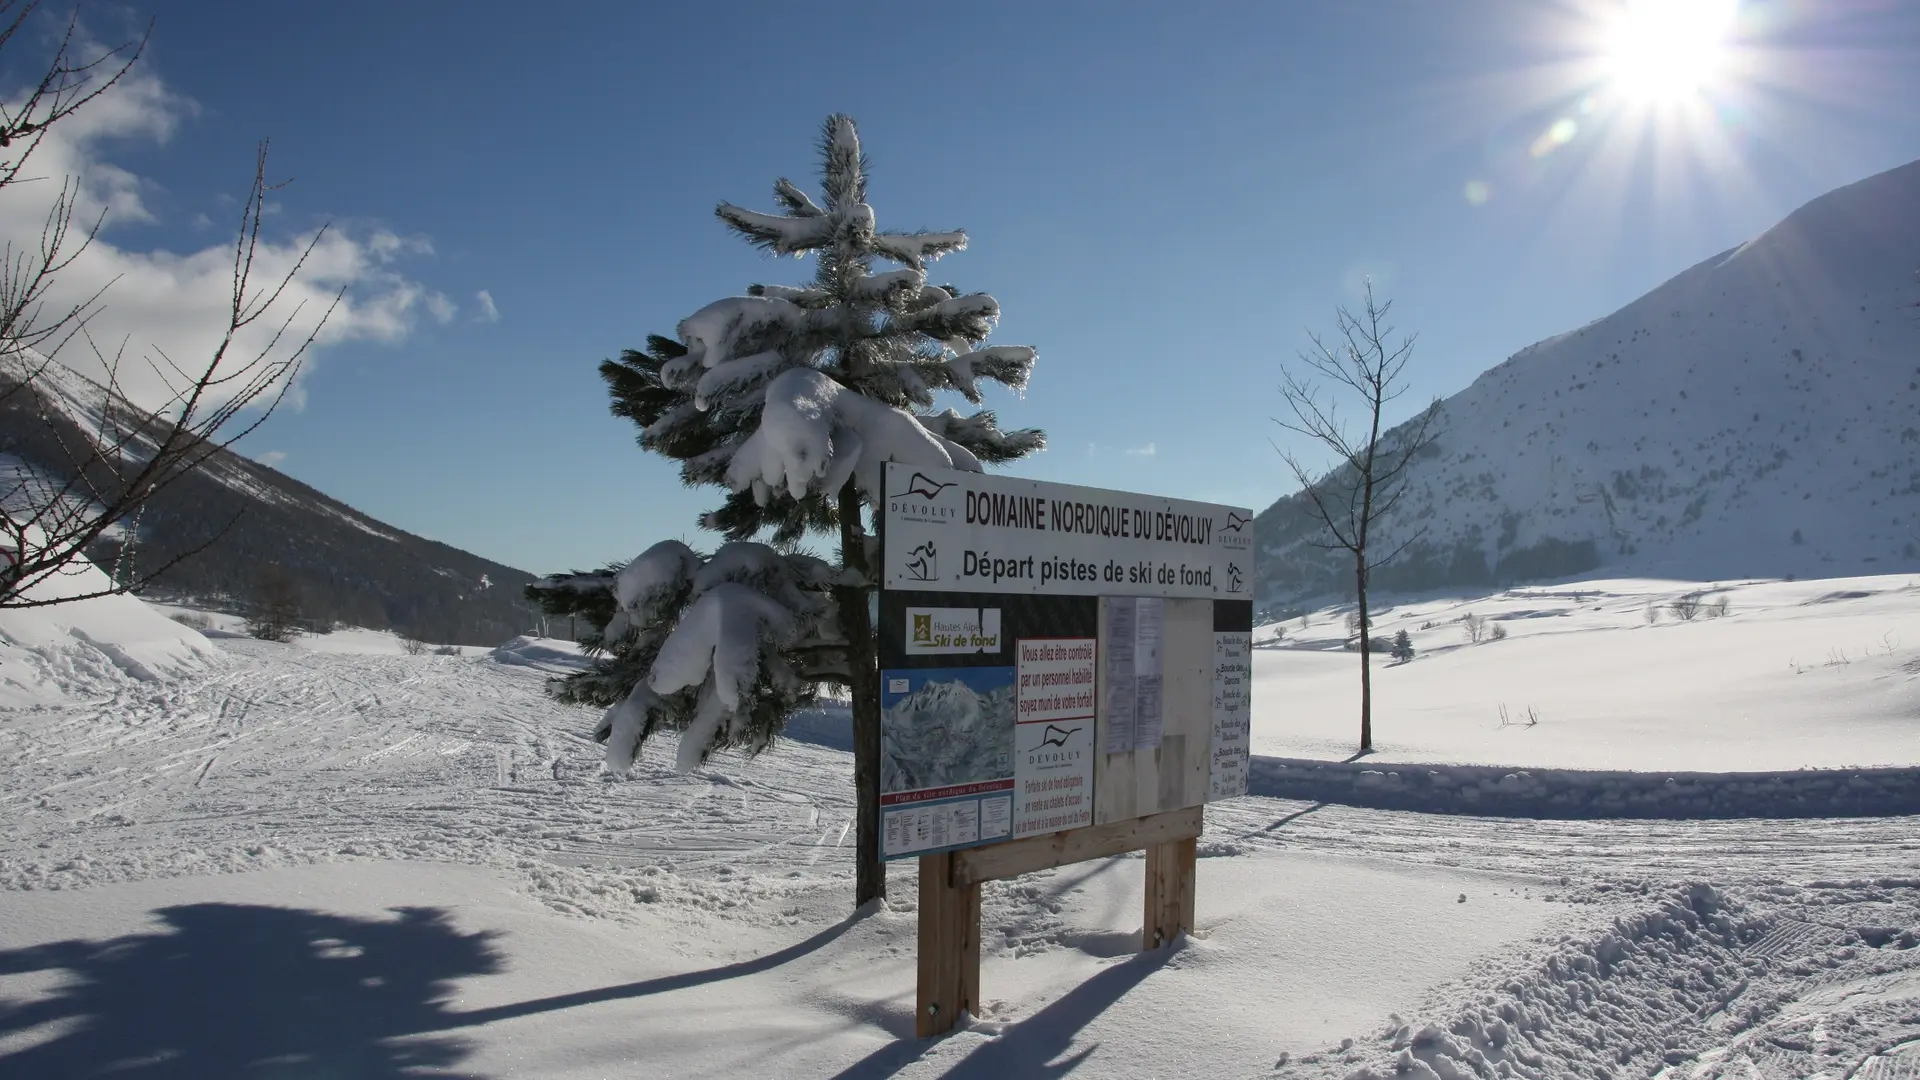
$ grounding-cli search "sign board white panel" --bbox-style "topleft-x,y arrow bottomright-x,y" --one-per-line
881,463 -> 1254,600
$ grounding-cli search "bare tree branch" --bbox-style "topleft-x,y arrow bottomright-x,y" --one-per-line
3,132 -> 339,608
0,3 -> 149,187
1271,279 -> 1441,751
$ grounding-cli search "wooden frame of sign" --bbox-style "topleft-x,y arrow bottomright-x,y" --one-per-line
913,804 -> 1201,1037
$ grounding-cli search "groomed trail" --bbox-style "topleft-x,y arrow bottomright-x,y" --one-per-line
3,635 -> 1919,1079
6,638 -> 1917,897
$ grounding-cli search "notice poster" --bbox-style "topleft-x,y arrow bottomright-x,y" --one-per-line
878,667 -> 1017,859
1014,638 -> 1096,837
1104,598 -> 1166,754
1133,598 -> 1165,750
1208,631 -> 1252,800
1103,600 -> 1137,752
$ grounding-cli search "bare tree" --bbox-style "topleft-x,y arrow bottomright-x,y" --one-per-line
0,7 -> 340,608
0,3 -> 147,399
1273,280 -> 1439,752
243,566 -> 303,643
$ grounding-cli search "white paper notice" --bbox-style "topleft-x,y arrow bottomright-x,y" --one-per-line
1132,597 -> 1165,750
1208,631 -> 1252,800
1014,638 -> 1096,838
980,794 -> 1012,840
1104,601 -> 1137,753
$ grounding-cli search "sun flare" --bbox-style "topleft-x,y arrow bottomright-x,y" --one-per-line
1602,0 -> 1739,103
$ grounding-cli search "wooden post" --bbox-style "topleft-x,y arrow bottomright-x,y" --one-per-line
914,808 -> 1203,1036
1142,836 -> 1197,950
916,852 -> 980,1037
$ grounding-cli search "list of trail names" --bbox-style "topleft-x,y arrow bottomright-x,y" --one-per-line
1209,631 -> 1251,800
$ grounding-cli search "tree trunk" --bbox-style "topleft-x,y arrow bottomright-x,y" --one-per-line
1355,554 -> 1372,752
838,479 -> 885,905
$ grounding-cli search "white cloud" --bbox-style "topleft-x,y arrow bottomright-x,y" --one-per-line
0,47 -> 448,417
1125,442 -> 1157,457
474,289 -> 499,323
254,450 -> 287,468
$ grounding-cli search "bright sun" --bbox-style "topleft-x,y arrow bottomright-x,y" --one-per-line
1602,0 -> 1740,102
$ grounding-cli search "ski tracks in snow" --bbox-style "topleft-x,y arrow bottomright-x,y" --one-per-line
4,637 -> 1913,896
4,636 -> 1919,1076
0,640 -> 847,917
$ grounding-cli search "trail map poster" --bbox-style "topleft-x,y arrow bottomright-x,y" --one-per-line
878,666 -> 1016,859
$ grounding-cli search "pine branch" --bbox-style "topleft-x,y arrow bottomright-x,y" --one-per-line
870,230 -> 967,270
714,202 -> 833,256
772,177 -> 824,217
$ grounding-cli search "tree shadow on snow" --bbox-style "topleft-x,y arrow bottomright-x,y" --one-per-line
0,903 -> 501,1079
436,909 -> 869,1027
1257,801 -> 1328,833
827,946 -> 1175,1080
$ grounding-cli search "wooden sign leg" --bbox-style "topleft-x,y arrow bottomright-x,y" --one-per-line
916,852 -> 981,1037
1142,836 -> 1197,950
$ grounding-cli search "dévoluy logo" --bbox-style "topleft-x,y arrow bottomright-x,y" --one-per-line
1027,723 -> 1082,751
891,471 -> 956,501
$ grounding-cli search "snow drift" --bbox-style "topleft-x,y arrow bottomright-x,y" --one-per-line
0,543 -> 217,707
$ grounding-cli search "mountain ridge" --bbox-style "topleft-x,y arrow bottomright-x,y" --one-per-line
1255,157 -> 1920,610
0,357 -> 549,645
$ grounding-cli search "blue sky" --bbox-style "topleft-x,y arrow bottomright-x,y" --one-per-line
14,1 -> 1920,575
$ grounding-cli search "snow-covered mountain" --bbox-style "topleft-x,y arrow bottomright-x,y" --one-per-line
880,675 -> 1015,793
0,357 -> 543,644
1257,158 -> 1920,608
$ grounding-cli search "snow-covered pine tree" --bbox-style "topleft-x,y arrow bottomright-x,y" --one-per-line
527,115 -> 1043,904
1390,628 -> 1414,663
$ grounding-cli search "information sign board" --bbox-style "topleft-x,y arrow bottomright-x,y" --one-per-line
881,465 -> 1253,599
877,464 -> 1254,861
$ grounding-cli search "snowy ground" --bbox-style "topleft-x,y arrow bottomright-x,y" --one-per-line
1254,575 -> 1920,772
1,577 -> 1917,1078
